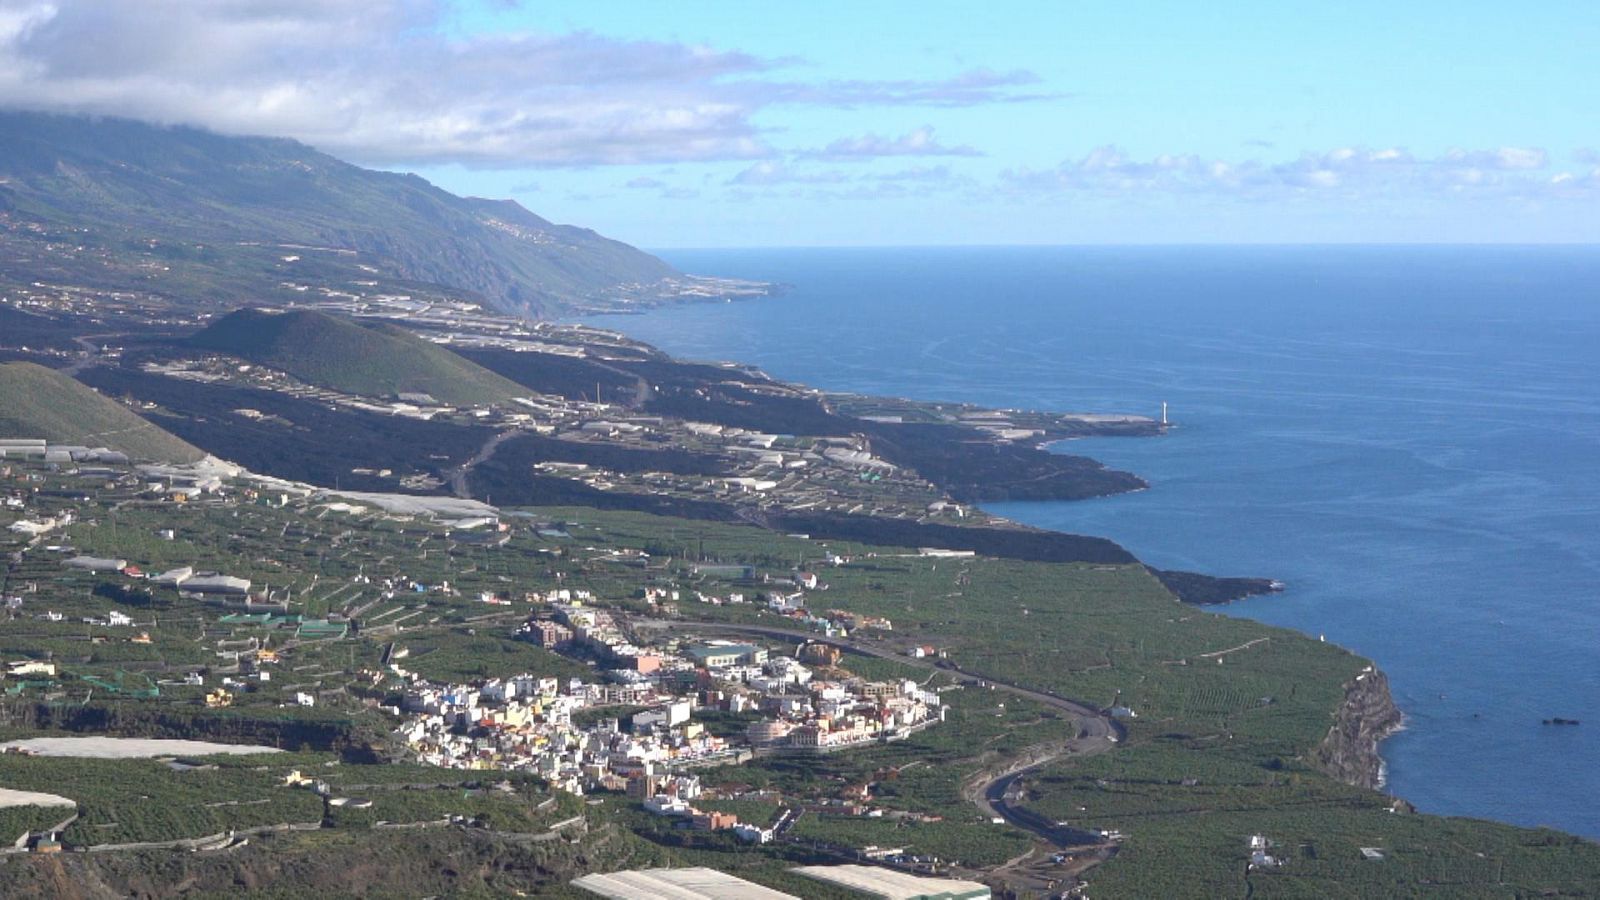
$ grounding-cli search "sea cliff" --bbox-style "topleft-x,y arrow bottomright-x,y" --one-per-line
1312,666 -> 1404,791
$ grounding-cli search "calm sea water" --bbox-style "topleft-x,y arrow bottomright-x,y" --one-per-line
585,246 -> 1600,838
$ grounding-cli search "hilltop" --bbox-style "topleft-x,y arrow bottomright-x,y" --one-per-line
186,309 -> 526,406
0,362 -> 203,463
0,112 -> 689,317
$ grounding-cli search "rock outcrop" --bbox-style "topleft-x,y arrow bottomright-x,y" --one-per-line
1312,665 -> 1403,790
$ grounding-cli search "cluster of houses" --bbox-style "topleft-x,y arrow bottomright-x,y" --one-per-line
6,508 -> 71,537
1249,834 -> 1284,869
529,600 -> 935,750
675,583 -> 897,639
394,671 -> 737,794
739,659 -> 945,753
393,600 -> 943,798
638,784 -> 779,844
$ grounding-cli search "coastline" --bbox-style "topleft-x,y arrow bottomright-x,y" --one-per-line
575,304 -> 1406,781
1032,428 -> 1411,795
1312,666 -> 1406,792
579,248 -> 1600,839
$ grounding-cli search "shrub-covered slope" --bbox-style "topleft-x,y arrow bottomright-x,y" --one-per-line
0,362 -> 203,462
187,308 -> 526,405
0,111 -> 678,317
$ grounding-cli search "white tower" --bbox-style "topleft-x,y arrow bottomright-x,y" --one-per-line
1161,402 -> 1168,426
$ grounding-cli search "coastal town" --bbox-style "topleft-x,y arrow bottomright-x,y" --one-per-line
3,336 -> 1597,897
2,448 -> 947,833
0,445 -> 1054,897
6,325 -> 1561,900
395,599 -> 945,790
0,13 -> 1597,895
0,223 -> 1586,899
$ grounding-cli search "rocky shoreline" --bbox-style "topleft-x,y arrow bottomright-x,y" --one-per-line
1312,665 -> 1405,792
1149,568 -> 1283,605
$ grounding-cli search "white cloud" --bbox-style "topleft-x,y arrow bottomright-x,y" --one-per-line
0,1 -> 1048,168
872,165 -> 969,185
801,126 -> 981,160
999,144 -> 1574,199
1440,146 -> 1547,170
754,68 -> 1056,108
1546,168 -> 1600,192
727,162 -> 848,186
723,161 -> 975,197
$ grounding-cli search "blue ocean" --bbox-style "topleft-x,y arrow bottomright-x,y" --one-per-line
585,245 -> 1600,839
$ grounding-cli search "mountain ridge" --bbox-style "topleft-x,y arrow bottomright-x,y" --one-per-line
0,111 -> 683,318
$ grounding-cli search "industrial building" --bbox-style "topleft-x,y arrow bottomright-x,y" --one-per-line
572,867 -> 799,899
793,865 -> 991,900
684,641 -> 767,668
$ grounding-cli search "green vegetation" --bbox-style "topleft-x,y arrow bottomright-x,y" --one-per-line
596,804 -> 866,900
688,671 -> 1073,868
789,814 -> 1029,869
1056,782 -> 1600,897
0,753 -> 322,846
402,631 -> 592,683
506,508 -> 1600,895
187,308 -> 528,404
0,805 -> 70,844
0,111 -> 679,318
323,783 -> 576,831
1,468 -> 1597,897
0,362 -> 203,462
0,748 -> 583,849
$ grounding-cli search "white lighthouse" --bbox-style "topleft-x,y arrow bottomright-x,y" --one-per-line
1161,402 -> 1169,426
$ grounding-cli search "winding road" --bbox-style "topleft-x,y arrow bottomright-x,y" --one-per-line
623,616 -> 1121,849
64,333 -> 121,375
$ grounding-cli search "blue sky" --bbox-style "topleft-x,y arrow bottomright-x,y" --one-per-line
2,1 -> 1596,245
434,1 -> 1600,245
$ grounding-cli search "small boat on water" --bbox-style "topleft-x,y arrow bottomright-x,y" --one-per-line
1541,717 -> 1581,726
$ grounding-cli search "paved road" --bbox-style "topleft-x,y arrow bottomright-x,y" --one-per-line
448,428 -> 529,498
63,333 -> 119,375
626,616 -> 1121,848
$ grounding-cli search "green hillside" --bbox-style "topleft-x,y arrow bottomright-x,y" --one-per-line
0,363 -> 204,463
0,112 -> 678,318
187,308 -> 526,406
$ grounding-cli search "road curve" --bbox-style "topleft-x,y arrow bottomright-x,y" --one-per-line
448,428 -> 530,498
625,616 -> 1121,846
64,333 -> 119,376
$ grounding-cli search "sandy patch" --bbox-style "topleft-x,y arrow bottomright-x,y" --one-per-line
0,737 -> 282,759
0,788 -> 75,809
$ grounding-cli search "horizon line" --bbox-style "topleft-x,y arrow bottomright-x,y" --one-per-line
642,241 -> 1600,252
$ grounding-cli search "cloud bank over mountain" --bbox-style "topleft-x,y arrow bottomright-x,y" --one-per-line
0,1 -> 1041,167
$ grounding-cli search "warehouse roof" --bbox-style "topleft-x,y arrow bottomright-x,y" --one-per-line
573,867 -> 798,900
793,865 -> 991,900
685,642 -> 759,661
